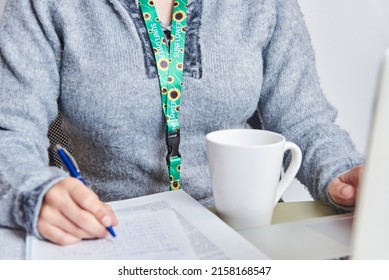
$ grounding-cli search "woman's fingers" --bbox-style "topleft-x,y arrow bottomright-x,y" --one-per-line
38,177 -> 118,245
39,204 -> 95,240
68,182 -> 116,232
38,219 -> 81,246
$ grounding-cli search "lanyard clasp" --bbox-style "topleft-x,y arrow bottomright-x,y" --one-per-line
166,131 -> 181,163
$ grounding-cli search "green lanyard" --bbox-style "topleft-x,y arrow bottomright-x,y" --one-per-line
138,0 -> 188,190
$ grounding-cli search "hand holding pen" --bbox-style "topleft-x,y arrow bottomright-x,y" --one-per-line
55,144 -> 116,237
37,145 -> 118,246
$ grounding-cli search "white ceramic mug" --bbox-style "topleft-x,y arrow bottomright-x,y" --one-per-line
206,129 -> 302,230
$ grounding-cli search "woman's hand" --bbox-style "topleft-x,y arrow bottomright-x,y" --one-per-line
328,166 -> 364,207
38,177 -> 118,245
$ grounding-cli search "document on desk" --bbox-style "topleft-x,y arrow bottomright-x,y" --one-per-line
26,190 -> 268,260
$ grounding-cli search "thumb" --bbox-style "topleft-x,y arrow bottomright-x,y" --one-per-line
339,184 -> 354,199
328,180 -> 356,207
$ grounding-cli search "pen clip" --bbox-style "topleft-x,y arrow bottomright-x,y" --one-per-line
55,144 -> 80,172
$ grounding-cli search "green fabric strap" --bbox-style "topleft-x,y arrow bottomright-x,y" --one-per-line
139,0 -> 188,190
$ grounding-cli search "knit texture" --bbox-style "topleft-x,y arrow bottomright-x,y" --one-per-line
0,0 -> 363,237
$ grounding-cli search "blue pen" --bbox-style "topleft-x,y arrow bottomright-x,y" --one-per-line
55,144 -> 116,238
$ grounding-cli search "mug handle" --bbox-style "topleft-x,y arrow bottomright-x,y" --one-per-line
274,142 -> 302,206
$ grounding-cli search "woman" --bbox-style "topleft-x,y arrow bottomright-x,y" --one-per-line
0,0 -> 363,245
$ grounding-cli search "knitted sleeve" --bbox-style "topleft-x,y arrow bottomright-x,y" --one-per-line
0,0 -> 67,236
258,0 -> 364,212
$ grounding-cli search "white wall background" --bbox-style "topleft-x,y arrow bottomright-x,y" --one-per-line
1,0 -> 389,201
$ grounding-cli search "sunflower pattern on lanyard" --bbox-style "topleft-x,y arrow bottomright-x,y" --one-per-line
139,0 -> 188,190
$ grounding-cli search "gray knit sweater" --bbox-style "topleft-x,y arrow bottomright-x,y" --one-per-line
0,0 -> 363,237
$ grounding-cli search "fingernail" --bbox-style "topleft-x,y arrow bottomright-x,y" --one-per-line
101,216 -> 112,227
